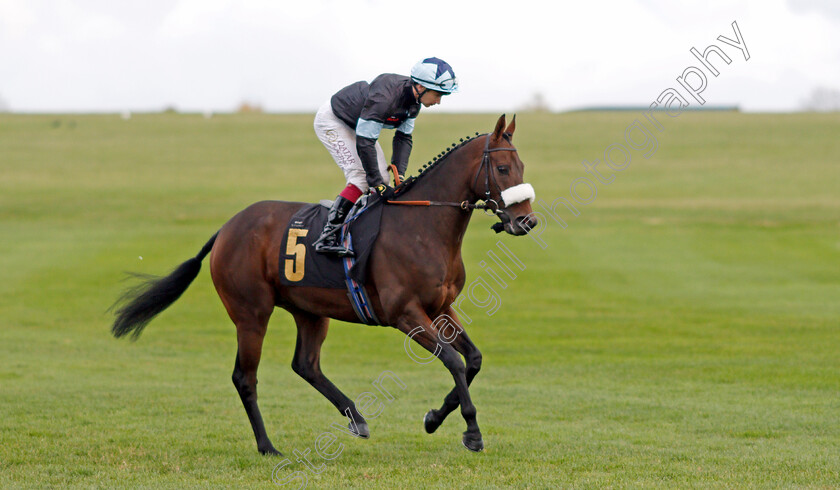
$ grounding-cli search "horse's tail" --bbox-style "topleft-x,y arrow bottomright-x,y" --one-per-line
110,232 -> 218,340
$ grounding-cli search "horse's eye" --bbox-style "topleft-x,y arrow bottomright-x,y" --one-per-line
497,166 -> 510,175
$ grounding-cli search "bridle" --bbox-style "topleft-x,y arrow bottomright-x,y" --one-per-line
472,132 -> 518,216
387,133 -> 522,218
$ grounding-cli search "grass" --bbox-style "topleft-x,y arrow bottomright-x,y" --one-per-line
0,111 -> 838,488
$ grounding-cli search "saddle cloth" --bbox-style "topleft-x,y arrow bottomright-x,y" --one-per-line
279,195 -> 383,289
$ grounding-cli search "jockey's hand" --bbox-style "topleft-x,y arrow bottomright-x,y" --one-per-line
374,184 -> 395,200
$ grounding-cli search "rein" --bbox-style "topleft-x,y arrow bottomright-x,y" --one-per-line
386,133 -> 517,216
385,199 -> 491,212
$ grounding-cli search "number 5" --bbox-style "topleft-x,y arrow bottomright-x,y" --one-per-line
284,229 -> 308,282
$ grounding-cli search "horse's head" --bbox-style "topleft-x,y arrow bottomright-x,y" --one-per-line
473,115 -> 538,236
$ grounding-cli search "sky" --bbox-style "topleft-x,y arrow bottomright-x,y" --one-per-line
0,0 -> 838,113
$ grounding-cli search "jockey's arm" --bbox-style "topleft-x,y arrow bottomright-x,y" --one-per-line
355,117 -> 387,188
355,133 -> 385,189
392,117 -> 415,179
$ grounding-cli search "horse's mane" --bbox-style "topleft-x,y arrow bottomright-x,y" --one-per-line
397,132 -> 485,192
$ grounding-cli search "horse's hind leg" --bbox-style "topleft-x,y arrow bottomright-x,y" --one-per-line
423,309 -> 481,434
216,270 -> 279,455
232,320 -> 280,455
290,309 -> 370,438
229,308 -> 283,455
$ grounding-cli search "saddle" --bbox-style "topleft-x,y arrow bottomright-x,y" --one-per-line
279,195 -> 384,323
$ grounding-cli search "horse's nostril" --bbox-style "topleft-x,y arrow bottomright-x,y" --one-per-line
516,215 -> 538,230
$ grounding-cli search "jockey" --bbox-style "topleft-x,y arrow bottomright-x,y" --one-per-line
312,57 -> 458,256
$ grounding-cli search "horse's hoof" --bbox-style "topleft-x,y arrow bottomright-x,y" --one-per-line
424,409 -> 440,434
258,445 -> 284,456
461,432 -> 484,452
350,421 -> 370,439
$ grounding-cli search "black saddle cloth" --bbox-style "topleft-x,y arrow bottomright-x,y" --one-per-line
279,195 -> 384,289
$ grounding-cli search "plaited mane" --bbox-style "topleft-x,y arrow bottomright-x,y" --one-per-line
397,132 -> 484,191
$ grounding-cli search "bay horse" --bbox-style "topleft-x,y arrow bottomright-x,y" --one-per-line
111,114 -> 537,454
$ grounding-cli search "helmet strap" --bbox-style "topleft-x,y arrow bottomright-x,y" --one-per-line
414,84 -> 428,103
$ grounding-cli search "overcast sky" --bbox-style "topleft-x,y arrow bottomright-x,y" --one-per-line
1,0 -> 838,113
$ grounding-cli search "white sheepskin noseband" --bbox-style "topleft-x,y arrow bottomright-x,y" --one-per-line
500,183 -> 535,206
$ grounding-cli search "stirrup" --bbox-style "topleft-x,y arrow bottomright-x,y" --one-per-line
315,240 -> 354,257
316,244 -> 354,257
314,227 -> 354,257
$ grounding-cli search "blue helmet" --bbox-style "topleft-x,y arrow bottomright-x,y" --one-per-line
410,57 -> 458,94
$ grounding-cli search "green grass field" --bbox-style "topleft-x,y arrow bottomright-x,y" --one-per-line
1,111 -> 838,488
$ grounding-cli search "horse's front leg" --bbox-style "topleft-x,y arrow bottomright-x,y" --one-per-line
397,304 -> 483,452
422,307 -> 482,436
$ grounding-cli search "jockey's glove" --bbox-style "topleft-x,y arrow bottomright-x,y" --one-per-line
374,184 -> 396,200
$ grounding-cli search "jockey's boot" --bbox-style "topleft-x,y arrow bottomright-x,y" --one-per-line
314,196 -> 355,257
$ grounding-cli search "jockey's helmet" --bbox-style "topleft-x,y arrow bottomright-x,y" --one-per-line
410,57 -> 458,94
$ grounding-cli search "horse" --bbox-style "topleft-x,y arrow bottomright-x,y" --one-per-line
111,114 -> 537,455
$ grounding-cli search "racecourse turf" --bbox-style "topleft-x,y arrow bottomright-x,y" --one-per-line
0,111 -> 838,488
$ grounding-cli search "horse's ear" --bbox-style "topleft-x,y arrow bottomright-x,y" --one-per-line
492,114 -> 506,141
504,114 -> 516,140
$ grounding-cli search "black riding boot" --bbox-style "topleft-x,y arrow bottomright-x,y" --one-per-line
314,196 -> 355,257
